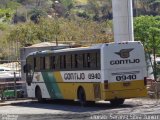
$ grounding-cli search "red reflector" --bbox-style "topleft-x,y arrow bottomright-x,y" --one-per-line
104,80 -> 109,89
144,77 -> 147,86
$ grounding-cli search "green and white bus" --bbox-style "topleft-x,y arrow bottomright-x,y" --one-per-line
24,41 -> 147,106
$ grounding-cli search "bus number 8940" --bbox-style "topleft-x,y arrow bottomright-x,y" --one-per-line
116,75 -> 136,81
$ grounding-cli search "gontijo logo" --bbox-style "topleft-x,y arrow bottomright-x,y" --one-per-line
110,48 -> 140,65
115,48 -> 134,58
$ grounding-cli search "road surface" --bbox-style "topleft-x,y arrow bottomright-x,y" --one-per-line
0,98 -> 160,120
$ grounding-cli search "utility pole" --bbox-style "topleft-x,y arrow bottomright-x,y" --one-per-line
112,0 -> 134,42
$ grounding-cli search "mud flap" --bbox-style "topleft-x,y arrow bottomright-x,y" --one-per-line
93,83 -> 101,100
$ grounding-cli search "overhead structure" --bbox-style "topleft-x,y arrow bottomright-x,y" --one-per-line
112,0 -> 134,42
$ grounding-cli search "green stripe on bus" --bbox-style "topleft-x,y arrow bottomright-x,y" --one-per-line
42,72 -> 63,99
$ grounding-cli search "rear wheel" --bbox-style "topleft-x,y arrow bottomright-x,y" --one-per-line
77,87 -> 86,106
110,99 -> 125,106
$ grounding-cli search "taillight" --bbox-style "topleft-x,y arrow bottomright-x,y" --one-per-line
104,80 -> 109,90
144,77 -> 147,86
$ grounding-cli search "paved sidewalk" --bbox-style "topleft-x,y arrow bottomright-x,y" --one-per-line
0,99 -> 33,106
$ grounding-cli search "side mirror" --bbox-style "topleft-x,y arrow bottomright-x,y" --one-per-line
23,64 -> 31,73
23,64 -> 27,73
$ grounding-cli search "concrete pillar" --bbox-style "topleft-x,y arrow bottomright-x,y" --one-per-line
112,0 -> 134,42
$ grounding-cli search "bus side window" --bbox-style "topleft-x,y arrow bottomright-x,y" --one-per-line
60,55 -> 63,69
64,55 -> 66,68
90,52 -> 101,69
71,54 -> 78,69
66,54 -> 71,70
34,57 -> 40,71
83,53 -> 90,68
71,54 -> 73,69
50,56 -> 55,70
90,53 -> 96,69
55,55 -> 60,70
83,53 -> 86,68
75,54 -> 78,68
87,53 -> 91,68
45,56 -> 50,70
60,55 -> 66,69
96,52 -> 100,68
78,54 -> 83,69
40,57 -> 45,70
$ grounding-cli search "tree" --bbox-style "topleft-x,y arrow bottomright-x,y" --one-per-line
134,15 -> 160,80
0,8 -> 15,23
36,18 -> 60,44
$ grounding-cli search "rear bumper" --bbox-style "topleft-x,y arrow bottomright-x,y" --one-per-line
103,88 -> 147,101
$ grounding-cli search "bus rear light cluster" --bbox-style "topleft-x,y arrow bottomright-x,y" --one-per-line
104,80 -> 109,90
144,77 -> 147,86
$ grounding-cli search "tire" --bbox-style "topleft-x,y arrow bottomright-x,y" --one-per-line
35,87 -> 43,102
110,99 -> 125,106
78,87 -> 86,106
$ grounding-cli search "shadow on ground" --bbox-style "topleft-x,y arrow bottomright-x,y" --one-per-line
11,99 -> 139,113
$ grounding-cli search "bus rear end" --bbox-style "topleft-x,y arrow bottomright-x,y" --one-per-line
101,41 -> 147,105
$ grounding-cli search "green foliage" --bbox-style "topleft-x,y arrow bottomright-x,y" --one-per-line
134,15 -> 160,79
60,0 -> 73,9
29,8 -> 48,23
7,22 -> 38,46
0,8 -> 15,23
6,18 -> 113,47
78,0 -> 112,20
134,16 -> 160,53
0,1 -> 21,23
0,23 -> 9,30
35,18 -> 60,43
6,1 -> 21,10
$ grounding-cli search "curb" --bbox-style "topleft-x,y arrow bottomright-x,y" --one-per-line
0,99 -> 33,106
0,102 -> 11,106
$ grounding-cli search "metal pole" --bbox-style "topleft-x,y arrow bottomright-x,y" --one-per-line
14,72 -> 17,100
56,37 -> 58,46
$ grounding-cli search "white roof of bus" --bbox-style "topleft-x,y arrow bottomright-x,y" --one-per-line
28,41 -> 141,56
28,43 -> 104,56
